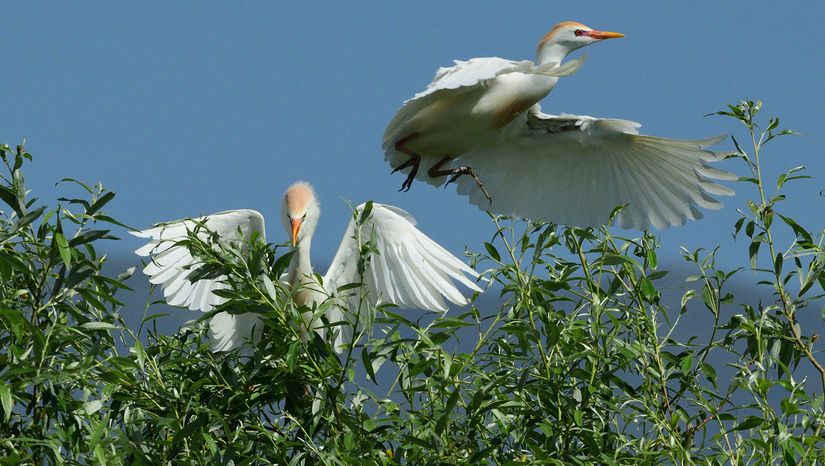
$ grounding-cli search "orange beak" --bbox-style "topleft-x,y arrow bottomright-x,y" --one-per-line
586,29 -> 624,40
290,218 -> 302,247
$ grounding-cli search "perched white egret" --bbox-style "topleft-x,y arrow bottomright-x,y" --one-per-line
384,21 -> 736,230
132,182 -> 481,352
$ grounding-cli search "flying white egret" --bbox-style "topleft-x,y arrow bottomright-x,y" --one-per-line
132,182 -> 481,352
384,21 -> 736,230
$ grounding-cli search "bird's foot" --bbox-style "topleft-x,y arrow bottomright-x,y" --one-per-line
392,134 -> 422,192
391,155 -> 420,192
444,166 -> 492,204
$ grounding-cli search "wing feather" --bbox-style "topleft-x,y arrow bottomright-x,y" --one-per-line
454,108 -> 735,230
322,204 -> 481,347
132,209 -> 266,351
410,57 -> 534,102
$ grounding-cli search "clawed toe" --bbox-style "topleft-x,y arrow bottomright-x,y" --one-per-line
399,174 -> 415,192
392,156 -> 420,192
443,166 -> 492,204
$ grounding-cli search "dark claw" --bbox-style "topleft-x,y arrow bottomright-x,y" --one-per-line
400,170 -> 415,192
445,172 -> 462,186
444,166 -> 492,204
392,134 -> 423,193
391,158 -> 414,175
393,156 -> 420,193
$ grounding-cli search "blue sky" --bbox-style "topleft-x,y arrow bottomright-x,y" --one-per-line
2,2 -> 824,272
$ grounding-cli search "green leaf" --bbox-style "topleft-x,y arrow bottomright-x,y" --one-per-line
0,186 -> 21,216
484,242 -> 501,262
777,213 -> 813,243
54,232 -> 72,269
57,177 -> 93,194
262,274 -> 278,301
0,381 -> 12,422
69,229 -> 111,247
431,317 -> 474,329
639,278 -> 657,302
749,241 -> 761,268
602,253 -> 642,271
646,249 -> 657,269
733,416 -> 764,431
86,191 -> 115,216
745,221 -> 755,238
286,340 -> 300,372
778,340 -> 793,378
93,444 -> 107,466
81,321 -> 118,331
774,252 -> 783,276
362,347 -> 377,384
82,399 -> 104,415
358,200 -> 374,224
12,169 -> 26,215
702,283 -> 718,318
133,340 -> 146,371
435,389 -> 461,434
680,353 -> 693,374
272,249 -> 296,275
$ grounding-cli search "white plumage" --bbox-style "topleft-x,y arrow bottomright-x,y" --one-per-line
384,21 -> 735,230
132,183 -> 481,352
455,108 -> 736,230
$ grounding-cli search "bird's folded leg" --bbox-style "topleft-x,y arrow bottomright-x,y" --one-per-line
392,134 -> 421,192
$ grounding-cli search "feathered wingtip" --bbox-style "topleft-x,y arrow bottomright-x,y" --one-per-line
696,134 -> 740,168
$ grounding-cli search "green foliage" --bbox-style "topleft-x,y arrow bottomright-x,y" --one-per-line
1,101 -> 824,464
0,144 -> 130,464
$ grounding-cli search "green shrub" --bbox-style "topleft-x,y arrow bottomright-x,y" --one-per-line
0,101 -> 823,464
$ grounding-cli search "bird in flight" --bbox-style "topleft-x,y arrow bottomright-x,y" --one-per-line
383,21 -> 736,230
132,182 -> 481,352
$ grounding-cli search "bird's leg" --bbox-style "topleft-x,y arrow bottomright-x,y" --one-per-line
428,156 -> 492,204
391,133 -> 421,192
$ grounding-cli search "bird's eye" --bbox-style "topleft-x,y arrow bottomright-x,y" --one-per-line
574,29 -> 585,37
302,213 -> 307,220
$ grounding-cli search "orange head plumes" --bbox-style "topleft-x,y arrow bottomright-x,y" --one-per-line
282,181 -> 319,247
537,21 -> 590,50
536,21 -> 624,65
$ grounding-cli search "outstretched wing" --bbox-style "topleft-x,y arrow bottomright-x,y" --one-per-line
131,209 -> 266,351
321,203 -> 482,349
455,106 -> 736,230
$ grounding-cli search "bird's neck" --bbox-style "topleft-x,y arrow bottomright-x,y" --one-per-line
536,43 -> 572,66
287,240 -> 313,285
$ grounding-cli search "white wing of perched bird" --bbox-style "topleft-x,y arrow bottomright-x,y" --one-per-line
132,182 -> 481,352
322,203 -> 481,347
383,21 -> 735,230
131,209 -> 266,351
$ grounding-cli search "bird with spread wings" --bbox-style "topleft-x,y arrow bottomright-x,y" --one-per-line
384,21 -> 736,230
132,182 -> 481,352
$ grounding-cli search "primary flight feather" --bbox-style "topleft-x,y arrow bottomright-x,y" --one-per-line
383,21 -> 735,230
132,182 -> 481,352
